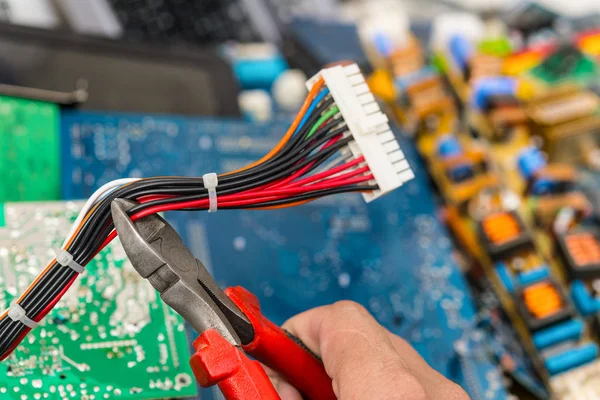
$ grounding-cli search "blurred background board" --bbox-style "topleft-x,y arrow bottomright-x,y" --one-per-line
0,96 -> 59,203
60,110 -> 508,399
0,202 -> 197,400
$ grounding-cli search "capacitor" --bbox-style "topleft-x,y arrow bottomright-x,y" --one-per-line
224,43 -> 288,90
517,147 -> 546,180
545,342 -> 598,376
437,135 -> 463,158
449,34 -> 474,72
471,76 -> 517,111
238,90 -> 272,122
533,319 -> 584,350
272,70 -> 308,112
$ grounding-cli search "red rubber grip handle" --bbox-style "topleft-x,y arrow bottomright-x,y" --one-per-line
190,328 -> 280,400
226,286 -> 336,400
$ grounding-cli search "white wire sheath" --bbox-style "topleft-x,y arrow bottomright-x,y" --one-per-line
62,178 -> 141,247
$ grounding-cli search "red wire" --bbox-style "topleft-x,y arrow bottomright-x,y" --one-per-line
0,329 -> 28,361
268,133 -> 344,189
137,194 -> 176,203
19,173 -> 375,360
2,272 -> 80,360
2,85 -> 376,360
96,172 -> 374,253
286,158 -> 365,188
17,134 -> 371,359
318,166 -> 371,186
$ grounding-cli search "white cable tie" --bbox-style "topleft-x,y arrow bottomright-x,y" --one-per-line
56,249 -> 85,274
8,302 -> 38,329
203,173 -> 219,213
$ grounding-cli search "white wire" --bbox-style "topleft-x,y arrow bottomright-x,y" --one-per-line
62,178 -> 141,247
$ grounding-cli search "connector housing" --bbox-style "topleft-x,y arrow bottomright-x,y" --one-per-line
307,63 -> 414,202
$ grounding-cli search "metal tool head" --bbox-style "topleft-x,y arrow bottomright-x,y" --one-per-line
111,198 -> 253,346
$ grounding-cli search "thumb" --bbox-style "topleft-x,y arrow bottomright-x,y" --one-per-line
283,301 -> 430,399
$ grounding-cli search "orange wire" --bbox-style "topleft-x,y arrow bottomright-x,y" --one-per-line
12,179 -> 144,303
224,78 -> 325,175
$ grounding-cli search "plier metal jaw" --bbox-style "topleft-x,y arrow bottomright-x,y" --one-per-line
111,199 -> 336,400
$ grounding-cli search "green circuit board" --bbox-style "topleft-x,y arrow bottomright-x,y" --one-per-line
0,96 -> 60,202
0,202 -> 197,400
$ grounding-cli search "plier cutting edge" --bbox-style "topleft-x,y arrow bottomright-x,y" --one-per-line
111,199 -> 336,400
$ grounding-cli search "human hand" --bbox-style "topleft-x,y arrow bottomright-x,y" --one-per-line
269,301 -> 470,400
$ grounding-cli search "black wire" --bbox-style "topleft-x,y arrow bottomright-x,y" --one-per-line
24,267 -> 77,318
0,184 -> 378,355
218,97 -> 336,184
31,132 -> 354,320
0,322 -> 22,355
72,113 -> 344,260
77,135 -> 352,262
76,125 -> 349,261
0,91 -> 380,357
18,114 -> 349,322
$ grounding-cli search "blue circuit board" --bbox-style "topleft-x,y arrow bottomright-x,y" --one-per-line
60,110 -> 507,400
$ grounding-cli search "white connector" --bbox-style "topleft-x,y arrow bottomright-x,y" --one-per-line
307,63 -> 414,202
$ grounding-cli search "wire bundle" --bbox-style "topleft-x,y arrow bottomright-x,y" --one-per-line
0,78 -> 378,359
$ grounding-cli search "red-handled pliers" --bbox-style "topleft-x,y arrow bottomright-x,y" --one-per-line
111,199 -> 336,400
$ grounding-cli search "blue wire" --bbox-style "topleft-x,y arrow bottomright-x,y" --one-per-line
294,88 -> 330,136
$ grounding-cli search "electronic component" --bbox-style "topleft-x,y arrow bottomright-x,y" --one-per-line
544,342 -> 599,376
449,34 -> 474,74
307,63 -> 414,201
389,37 -> 426,82
468,53 -> 505,84
223,42 -> 289,90
436,135 -> 475,183
557,229 -> 600,279
0,95 -> 60,202
526,89 -> 600,168
356,1 -> 410,68
238,89 -> 273,122
478,210 -> 533,260
387,34 -> 455,131
533,192 -> 592,228
530,45 -> 598,85
518,147 -> 547,182
487,105 -> 528,140
403,74 -> 456,130
518,147 -> 580,195
272,69 -> 308,112
471,77 -> 521,112
532,319 -> 584,350
0,202 -> 197,399
572,280 -> 600,316
379,13 -> 600,397
429,12 -> 484,71
495,255 -> 550,293
515,279 -> 574,331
